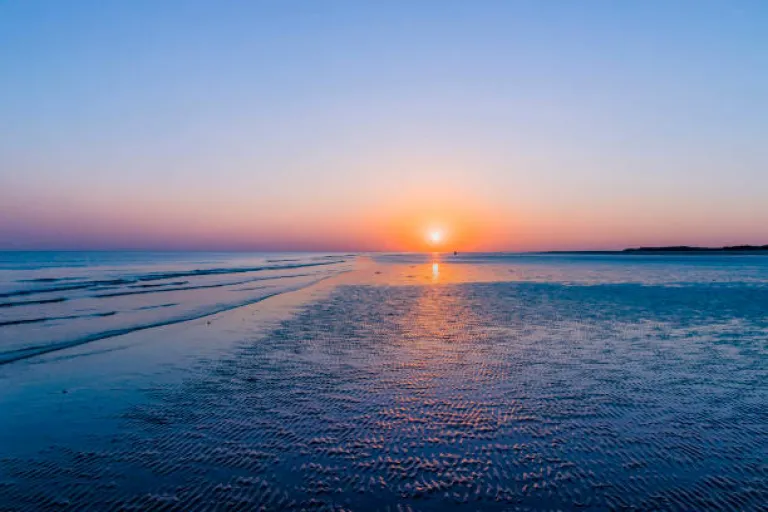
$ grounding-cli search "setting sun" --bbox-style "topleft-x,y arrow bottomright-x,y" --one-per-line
429,231 -> 443,244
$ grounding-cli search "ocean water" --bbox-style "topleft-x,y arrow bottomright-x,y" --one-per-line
0,252 -> 353,364
1,252 -> 767,510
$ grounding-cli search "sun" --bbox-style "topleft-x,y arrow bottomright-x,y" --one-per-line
428,230 -> 442,244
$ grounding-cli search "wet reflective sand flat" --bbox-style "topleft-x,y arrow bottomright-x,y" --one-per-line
1,254 -> 767,510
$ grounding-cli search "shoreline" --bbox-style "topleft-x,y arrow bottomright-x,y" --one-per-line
0,263 -> 355,459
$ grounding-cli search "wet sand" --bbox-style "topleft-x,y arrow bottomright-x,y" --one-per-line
1,256 -> 767,510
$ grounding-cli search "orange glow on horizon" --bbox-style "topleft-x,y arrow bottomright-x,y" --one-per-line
29,175 -> 729,252
361,187 -> 513,252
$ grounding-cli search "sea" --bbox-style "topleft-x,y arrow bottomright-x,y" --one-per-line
0,251 -> 766,510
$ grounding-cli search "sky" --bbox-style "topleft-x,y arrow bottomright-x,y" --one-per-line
1,0 -> 767,251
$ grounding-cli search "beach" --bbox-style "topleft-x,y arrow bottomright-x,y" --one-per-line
1,253 -> 767,510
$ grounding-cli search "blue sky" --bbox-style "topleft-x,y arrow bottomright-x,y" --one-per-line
2,1 -> 767,250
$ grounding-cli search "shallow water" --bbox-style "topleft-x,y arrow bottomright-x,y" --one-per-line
1,253 -> 767,510
0,252 -> 352,363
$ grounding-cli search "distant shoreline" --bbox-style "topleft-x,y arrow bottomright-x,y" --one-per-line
543,245 -> 768,255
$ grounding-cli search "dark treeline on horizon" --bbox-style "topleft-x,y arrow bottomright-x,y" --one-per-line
624,245 -> 768,253
542,245 -> 768,255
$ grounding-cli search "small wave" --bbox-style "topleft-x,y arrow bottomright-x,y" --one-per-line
91,273 -> 313,298
136,303 -> 178,311
129,259 -> 345,282
17,277 -> 83,283
0,283 -> 95,299
0,297 -> 67,308
0,279 -> 131,299
0,311 -> 116,327
93,281 -> 247,298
